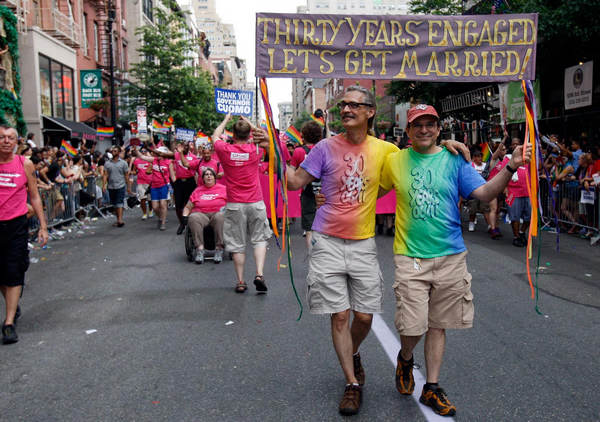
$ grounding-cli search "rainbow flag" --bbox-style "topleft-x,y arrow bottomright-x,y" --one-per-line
60,140 -> 77,157
310,114 -> 325,127
285,126 -> 302,145
96,127 -> 114,137
224,129 -> 233,138
152,119 -> 169,132
481,142 -> 491,162
163,116 -> 174,128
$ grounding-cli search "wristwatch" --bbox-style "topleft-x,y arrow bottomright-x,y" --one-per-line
505,163 -> 517,174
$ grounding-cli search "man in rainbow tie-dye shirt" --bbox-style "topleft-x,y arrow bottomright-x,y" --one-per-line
287,86 -> 397,416
380,104 -> 531,417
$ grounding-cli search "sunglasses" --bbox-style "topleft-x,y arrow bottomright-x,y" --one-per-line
337,101 -> 373,110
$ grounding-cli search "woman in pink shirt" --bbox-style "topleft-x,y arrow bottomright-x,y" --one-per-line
0,125 -> 48,344
182,168 -> 227,264
129,146 -> 153,219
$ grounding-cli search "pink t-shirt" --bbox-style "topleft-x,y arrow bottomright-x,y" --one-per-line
174,152 -> 198,180
507,165 -> 530,198
290,145 -> 313,168
189,183 -> 227,213
194,158 -> 221,176
133,158 -> 152,185
0,155 -> 28,221
488,156 -> 509,180
151,158 -> 171,188
214,140 -> 262,203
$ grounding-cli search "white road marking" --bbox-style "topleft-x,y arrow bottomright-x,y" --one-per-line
371,314 -> 455,422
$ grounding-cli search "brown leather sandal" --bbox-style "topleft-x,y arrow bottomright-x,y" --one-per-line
235,281 -> 248,293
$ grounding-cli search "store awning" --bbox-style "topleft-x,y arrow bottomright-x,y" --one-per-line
42,116 -> 98,141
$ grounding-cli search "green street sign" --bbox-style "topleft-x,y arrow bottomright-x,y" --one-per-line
80,70 -> 102,108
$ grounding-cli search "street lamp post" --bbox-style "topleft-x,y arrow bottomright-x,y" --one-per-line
106,0 -> 117,144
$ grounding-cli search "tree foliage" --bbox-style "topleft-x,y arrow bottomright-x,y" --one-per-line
124,1 -> 221,131
389,0 -> 600,109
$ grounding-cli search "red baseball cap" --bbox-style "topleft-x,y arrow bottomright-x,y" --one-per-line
406,104 -> 439,127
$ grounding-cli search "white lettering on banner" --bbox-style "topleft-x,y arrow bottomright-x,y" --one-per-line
230,152 -> 249,161
216,103 -> 252,114
0,172 -> 21,187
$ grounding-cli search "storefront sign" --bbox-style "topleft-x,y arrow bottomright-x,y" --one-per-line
214,88 -> 254,117
80,70 -> 102,108
137,106 -> 147,134
256,13 -> 538,81
564,61 -> 593,110
499,80 -> 541,124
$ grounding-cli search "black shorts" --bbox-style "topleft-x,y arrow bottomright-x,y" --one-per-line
301,191 -> 316,231
0,214 -> 30,287
173,178 -> 196,210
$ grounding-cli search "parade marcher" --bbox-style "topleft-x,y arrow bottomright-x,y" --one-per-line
289,120 -> 323,250
182,168 -> 227,264
134,146 -> 173,231
129,146 -> 152,219
189,143 -> 223,179
212,114 -> 271,294
0,125 -> 48,344
103,145 -> 129,227
172,142 -> 199,235
285,86 -> 399,416
503,138 -> 532,247
467,149 -> 492,233
379,104 -> 531,416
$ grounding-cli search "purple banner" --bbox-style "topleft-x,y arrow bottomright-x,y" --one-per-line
256,13 -> 537,82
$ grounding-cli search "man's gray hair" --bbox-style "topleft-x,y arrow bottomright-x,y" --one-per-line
344,86 -> 377,134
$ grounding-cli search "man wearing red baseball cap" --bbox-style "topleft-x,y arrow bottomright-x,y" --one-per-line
380,104 -> 532,416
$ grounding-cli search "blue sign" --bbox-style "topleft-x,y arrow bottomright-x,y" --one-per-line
175,128 -> 196,142
214,88 -> 254,117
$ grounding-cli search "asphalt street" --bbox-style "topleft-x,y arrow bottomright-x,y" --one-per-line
1,209 -> 598,421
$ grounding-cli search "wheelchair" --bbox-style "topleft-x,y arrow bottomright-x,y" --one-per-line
184,224 -> 231,262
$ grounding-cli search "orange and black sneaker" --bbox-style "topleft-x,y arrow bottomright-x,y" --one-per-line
419,385 -> 457,417
395,351 -> 415,395
353,353 -> 365,386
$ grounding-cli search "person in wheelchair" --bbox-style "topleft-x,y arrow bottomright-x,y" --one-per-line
182,168 -> 227,264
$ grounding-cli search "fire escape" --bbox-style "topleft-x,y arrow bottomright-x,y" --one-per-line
0,0 -> 29,34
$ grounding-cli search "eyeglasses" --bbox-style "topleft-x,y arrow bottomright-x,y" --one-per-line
410,122 -> 438,130
337,101 -> 373,110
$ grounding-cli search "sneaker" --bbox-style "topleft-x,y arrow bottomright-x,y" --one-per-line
214,249 -> 223,264
512,237 -> 525,247
302,230 -> 306,237
489,228 -> 502,239
419,385 -> 456,417
141,213 -> 147,220
339,384 -> 362,416
2,324 -> 18,344
194,250 -> 204,264
176,223 -> 185,235
395,351 -> 415,395
353,353 -> 365,386
468,221 -> 475,232
253,275 -> 268,293
160,222 -> 166,231
149,211 -> 154,218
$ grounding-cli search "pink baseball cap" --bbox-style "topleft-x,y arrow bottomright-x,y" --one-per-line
406,104 -> 439,127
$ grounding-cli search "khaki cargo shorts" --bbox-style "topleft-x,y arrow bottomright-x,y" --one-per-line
393,251 -> 474,336
467,198 -> 490,214
306,231 -> 383,315
223,201 -> 272,253
136,183 -> 150,201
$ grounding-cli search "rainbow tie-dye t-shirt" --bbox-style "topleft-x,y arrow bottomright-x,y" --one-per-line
380,147 -> 485,258
301,134 -> 399,239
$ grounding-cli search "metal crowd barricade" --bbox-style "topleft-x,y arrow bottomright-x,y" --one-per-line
538,178 -> 599,238
28,176 -> 111,234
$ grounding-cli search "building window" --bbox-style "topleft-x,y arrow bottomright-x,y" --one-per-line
143,0 -> 153,22
39,54 -> 75,120
82,13 -> 89,56
93,21 -> 99,62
